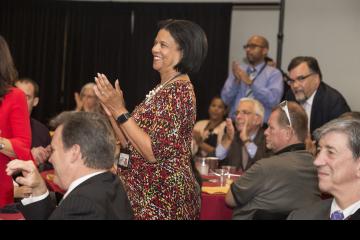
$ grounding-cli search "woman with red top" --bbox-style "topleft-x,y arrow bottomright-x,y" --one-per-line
94,19 -> 208,219
0,35 -> 32,207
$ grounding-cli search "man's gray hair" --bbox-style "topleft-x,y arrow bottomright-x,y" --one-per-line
55,111 -> 116,169
239,97 -> 265,123
314,118 -> 360,159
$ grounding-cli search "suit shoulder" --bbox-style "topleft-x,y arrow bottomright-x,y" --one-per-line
319,82 -> 347,100
287,198 -> 332,220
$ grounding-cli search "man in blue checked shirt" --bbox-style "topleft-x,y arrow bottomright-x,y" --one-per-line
221,35 -> 283,123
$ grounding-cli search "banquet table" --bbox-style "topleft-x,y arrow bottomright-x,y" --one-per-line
199,173 -> 240,220
0,212 -> 24,220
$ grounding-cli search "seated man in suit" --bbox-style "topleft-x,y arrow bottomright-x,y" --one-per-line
284,56 -> 350,135
6,111 -> 133,220
15,78 -> 52,170
288,118 -> 360,220
215,98 -> 270,172
225,101 -> 321,220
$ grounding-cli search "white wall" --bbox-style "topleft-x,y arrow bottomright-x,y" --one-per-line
282,0 -> 360,111
229,6 -> 279,70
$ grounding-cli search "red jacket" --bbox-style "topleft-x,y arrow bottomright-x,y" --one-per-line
0,87 -> 32,207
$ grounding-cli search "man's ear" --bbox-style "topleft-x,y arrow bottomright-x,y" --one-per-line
33,97 -> 39,107
355,158 -> 360,178
262,47 -> 269,57
70,144 -> 82,163
282,126 -> 293,141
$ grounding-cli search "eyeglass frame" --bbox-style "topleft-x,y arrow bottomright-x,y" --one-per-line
235,109 -> 257,116
286,72 -> 315,85
279,100 -> 292,128
243,44 -> 265,50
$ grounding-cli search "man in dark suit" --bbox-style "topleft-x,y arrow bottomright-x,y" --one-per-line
15,78 -> 52,171
6,112 -> 133,220
288,118 -> 360,220
284,56 -> 350,135
216,98 -> 270,172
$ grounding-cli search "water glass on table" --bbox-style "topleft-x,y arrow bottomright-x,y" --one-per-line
196,157 -> 209,175
214,168 -> 230,186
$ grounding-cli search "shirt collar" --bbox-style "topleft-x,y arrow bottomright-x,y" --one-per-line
62,171 -> 106,200
304,90 -> 317,107
252,61 -> 266,72
275,143 -> 305,155
249,129 -> 259,141
331,198 -> 360,220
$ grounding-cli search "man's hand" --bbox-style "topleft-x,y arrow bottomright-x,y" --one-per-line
232,61 -> 252,85
14,185 -> 33,198
6,160 -> 48,197
221,118 -> 235,149
240,116 -> 250,143
74,92 -> 83,111
31,145 -> 51,165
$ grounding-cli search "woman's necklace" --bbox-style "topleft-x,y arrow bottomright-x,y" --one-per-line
145,73 -> 183,103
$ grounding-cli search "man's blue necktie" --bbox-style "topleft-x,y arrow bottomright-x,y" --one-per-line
330,210 -> 344,220
247,67 -> 256,79
245,67 -> 256,97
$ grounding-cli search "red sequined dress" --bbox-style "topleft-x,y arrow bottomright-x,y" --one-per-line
119,79 -> 200,220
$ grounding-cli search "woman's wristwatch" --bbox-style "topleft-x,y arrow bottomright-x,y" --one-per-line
116,112 -> 131,124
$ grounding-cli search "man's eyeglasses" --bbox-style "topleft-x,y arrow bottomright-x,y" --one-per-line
279,100 -> 292,128
235,110 -> 255,116
243,44 -> 265,50
286,73 -> 315,85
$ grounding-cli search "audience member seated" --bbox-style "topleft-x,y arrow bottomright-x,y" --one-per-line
225,101 -> 321,220
288,118 -> 360,220
216,98 -> 270,172
192,96 -> 227,158
15,78 -> 51,171
221,35 -> 283,123
284,56 -> 350,135
6,112 -> 133,220
74,82 -> 102,113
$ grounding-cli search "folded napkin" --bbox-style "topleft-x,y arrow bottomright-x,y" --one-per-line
202,185 -> 230,194
202,178 -> 233,194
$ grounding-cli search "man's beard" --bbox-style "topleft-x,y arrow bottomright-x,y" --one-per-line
295,91 -> 308,104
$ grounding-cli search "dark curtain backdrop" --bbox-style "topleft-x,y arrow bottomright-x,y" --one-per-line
62,2 -> 132,112
0,0 -> 66,124
0,1 -> 231,124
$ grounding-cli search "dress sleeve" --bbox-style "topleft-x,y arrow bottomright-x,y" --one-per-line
148,82 -> 196,162
8,90 -> 33,160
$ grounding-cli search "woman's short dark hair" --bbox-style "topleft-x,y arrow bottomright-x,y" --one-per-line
158,19 -> 208,74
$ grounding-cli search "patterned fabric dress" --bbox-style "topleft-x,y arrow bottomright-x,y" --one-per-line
118,79 -> 200,220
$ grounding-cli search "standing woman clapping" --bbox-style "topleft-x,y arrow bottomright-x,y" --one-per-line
94,19 -> 208,220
